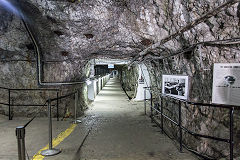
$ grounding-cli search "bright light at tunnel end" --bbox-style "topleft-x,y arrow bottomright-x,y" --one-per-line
86,79 -> 92,85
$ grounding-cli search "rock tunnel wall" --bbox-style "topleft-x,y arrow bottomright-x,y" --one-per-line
118,65 -> 139,99
0,2 -> 90,118
141,1 -> 240,159
0,59 -> 90,118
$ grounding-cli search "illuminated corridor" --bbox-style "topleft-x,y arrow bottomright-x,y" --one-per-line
73,78 -> 197,160
1,1 -> 239,159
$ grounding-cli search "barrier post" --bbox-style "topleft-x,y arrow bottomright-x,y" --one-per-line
150,93 -> 153,123
9,89 -> 12,120
150,91 -> 153,108
144,88 -> 146,115
16,126 -> 26,160
160,97 -> 163,133
229,107 -> 234,160
179,100 -> 183,152
57,92 -> 59,121
41,100 -> 61,156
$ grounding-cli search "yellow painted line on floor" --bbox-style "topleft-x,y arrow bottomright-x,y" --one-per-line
32,123 -> 77,160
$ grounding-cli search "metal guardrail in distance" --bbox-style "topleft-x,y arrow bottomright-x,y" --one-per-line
143,87 -> 237,160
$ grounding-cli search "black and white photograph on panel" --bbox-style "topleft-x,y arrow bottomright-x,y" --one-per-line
162,75 -> 189,100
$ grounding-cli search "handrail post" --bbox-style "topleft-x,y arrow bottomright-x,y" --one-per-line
150,90 -> 153,108
150,90 -> 154,122
57,92 -> 59,121
41,100 -> 61,156
80,90 -> 83,111
150,93 -> 153,122
179,100 -> 183,152
9,89 -> 12,120
16,126 -> 26,160
48,100 -> 53,150
73,90 -> 81,124
144,88 -> 146,115
160,96 -> 163,134
230,107 -> 234,160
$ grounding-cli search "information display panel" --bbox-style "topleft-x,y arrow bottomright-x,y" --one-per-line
162,75 -> 190,100
212,63 -> 240,106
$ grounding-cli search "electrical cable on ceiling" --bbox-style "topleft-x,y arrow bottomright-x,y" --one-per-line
129,0 -> 240,66
145,37 -> 240,61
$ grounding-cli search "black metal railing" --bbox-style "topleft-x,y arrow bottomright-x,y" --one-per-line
0,87 -> 60,120
144,87 -> 237,160
0,75 -> 110,121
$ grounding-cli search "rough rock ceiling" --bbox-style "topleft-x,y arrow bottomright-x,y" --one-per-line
1,0 -> 240,86
17,0 -> 160,61
1,0 -> 240,63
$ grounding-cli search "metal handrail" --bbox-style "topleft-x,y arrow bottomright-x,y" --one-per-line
162,94 -> 239,108
151,106 -> 229,143
48,91 -> 76,102
144,87 -> 236,160
0,87 -> 60,120
0,74 -> 110,120
0,102 -> 9,106
0,87 -> 9,90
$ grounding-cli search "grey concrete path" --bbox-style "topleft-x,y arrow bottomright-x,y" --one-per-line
75,78 -> 198,160
0,78 -> 198,160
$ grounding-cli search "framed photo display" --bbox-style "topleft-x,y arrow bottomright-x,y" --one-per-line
162,75 -> 190,100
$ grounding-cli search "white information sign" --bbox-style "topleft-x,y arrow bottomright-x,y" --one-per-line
212,63 -> 240,106
108,64 -> 114,68
162,75 -> 189,100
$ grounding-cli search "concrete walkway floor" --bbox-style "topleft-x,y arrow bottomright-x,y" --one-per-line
75,78 -> 198,160
0,78 -> 198,160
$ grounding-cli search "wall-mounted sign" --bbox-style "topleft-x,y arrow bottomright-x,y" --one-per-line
162,75 -> 190,100
108,64 -> 114,68
139,75 -> 145,84
212,63 -> 240,106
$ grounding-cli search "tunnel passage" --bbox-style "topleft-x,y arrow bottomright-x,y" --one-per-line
69,77 -> 199,160
0,0 -> 240,160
